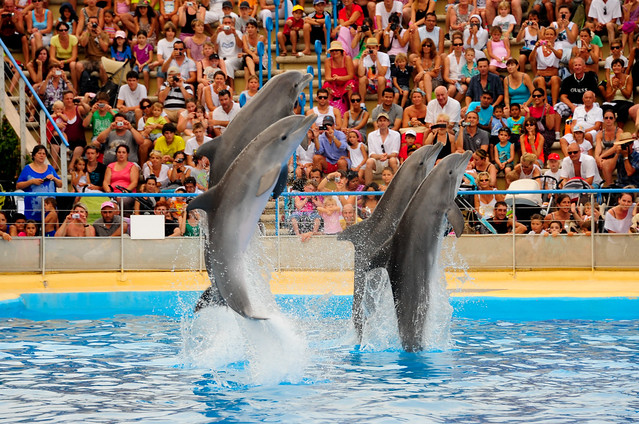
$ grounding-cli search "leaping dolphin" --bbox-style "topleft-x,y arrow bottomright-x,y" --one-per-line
197,71 -> 312,194
366,152 -> 472,352
338,143 -> 443,339
188,114 -> 317,319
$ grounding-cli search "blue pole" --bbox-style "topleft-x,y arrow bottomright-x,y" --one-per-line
306,65 -> 314,109
314,40 -> 323,86
332,0 -> 337,28
0,38 -> 69,147
266,17 -> 273,80
325,13 -> 332,56
257,40 -> 265,87
274,0 -> 280,69
298,92 -> 306,112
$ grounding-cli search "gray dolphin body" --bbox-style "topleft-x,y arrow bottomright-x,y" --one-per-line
366,152 -> 472,352
197,71 -> 312,191
187,114 -> 317,319
338,143 -> 443,339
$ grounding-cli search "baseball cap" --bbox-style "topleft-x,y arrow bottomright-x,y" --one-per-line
405,129 -> 417,137
547,153 -> 560,161
222,0 -> 233,8
293,4 -> 304,12
572,123 -> 586,133
322,116 -> 335,126
115,30 -> 126,39
239,0 -> 250,7
376,112 -> 390,121
101,201 -> 116,210
313,0 -> 326,4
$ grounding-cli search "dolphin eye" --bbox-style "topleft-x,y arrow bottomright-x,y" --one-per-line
282,135 -> 288,140
449,170 -> 452,175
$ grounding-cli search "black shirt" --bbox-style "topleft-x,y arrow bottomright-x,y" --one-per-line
87,162 -> 106,187
559,71 -> 599,105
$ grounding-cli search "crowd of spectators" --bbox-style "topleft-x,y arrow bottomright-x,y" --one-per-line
2,0 -> 639,240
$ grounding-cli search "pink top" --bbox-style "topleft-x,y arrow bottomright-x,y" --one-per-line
489,40 -> 508,68
115,0 -> 130,14
321,211 -> 343,234
108,162 -> 136,192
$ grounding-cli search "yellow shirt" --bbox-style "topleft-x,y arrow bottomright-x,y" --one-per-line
154,135 -> 185,162
50,35 -> 78,61
145,116 -> 168,135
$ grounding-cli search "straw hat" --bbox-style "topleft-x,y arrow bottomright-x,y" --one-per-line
328,41 -> 344,52
614,132 -> 636,145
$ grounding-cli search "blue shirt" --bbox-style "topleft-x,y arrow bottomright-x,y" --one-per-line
506,116 -> 525,135
468,102 -> 494,126
318,130 -> 348,164
16,165 -> 60,221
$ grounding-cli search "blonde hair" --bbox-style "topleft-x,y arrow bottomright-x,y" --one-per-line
53,100 -> 64,110
395,53 -> 408,63
152,102 -> 163,110
498,1 -> 510,10
149,149 -> 163,159
436,113 -> 450,122
521,153 -> 538,165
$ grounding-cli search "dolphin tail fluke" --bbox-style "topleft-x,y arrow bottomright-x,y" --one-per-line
187,185 -> 220,214
447,205 -> 465,238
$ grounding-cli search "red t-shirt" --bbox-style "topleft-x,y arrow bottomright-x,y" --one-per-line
338,4 -> 364,27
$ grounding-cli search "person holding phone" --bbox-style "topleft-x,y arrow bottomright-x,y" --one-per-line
54,202 -> 96,237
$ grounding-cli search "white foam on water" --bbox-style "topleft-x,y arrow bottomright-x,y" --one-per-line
359,269 -> 402,351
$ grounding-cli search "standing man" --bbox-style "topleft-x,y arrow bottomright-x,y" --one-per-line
364,113 -> 400,184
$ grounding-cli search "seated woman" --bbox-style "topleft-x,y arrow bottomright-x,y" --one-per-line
531,27 -> 562,106
142,149 -> 171,188
447,0 -> 475,38
528,88 -> 560,158
49,22 -> 78,78
358,182 -> 380,220
520,117 -> 545,166
134,176 -> 164,215
601,59 -> 633,126
474,171 -> 505,219
22,0 -> 53,64
515,11 -> 541,73
15,145 -> 63,223
290,179 -> 322,242
413,37 -> 443,101
401,89 -> 428,129
604,192 -> 637,233
322,41 -> 357,115
103,144 -> 140,216
570,29 -> 601,74
462,15 -> 488,60
343,92 -> 369,140
544,193 -> 577,232
168,151 -> 192,188
332,0 -> 365,58
38,61 -> 73,112
470,148 -> 497,187
424,113 -> 457,163
594,109 -> 622,187
507,152 -> 542,187
503,58 -> 534,114
443,32 -> 467,101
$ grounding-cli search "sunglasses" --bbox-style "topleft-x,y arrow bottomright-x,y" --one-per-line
58,28 -> 68,32
381,144 -> 386,153
479,179 -> 489,182
568,151 -> 579,155
604,116 -> 615,120
453,43 -> 463,46
525,123 -> 536,126
317,96 -> 328,100
174,48 -> 184,51
611,46 -> 621,50
350,98 -> 361,103
532,94 -> 543,98
140,105 -> 150,109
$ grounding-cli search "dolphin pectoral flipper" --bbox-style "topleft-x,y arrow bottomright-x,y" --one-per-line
258,165 -> 284,197
186,185 -> 220,214
337,221 -> 367,248
446,206 -> 465,238
365,238 -> 392,273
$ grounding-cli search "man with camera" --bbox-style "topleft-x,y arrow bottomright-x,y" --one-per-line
95,113 -> 146,165
55,203 -> 96,237
214,15 -> 244,85
0,0 -> 25,52
375,0 -> 403,35
614,133 -> 639,186
74,16 -> 109,89
457,110 -> 489,153
358,37 -> 391,104
312,116 -> 349,174
158,67 -> 195,123
160,40 -> 197,84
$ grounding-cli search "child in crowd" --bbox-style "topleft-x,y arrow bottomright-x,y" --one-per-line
487,26 -> 510,74
516,11 -> 540,72
294,129 -> 316,179
528,213 -> 548,235
47,100 -> 69,168
380,166 -> 395,191
490,104 -> 507,145
506,103 -> 525,146
346,129 -> 368,181
111,31 -> 133,62
144,102 -> 169,142
317,196 -> 343,234
133,30 -> 155,88
240,75 -> 260,103
492,1 -> 516,39
23,220 -> 39,237
460,48 -> 478,85
43,198 -> 59,237
494,127 -> 514,175
548,220 -> 570,236
278,5 -> 305,56
85,92 -> 116,142
359,182 -> 380,219
391,53 -> 413,108
71,157 -> 89,193
543,153 -> 562,188
10,214 -> 26,237
170,187 -> 188,220
103,10 -> 118,42
290,180 -> 322,242
572,202 -> 601,234
302,0 -> 329,56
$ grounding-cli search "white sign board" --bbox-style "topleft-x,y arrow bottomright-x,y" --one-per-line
130,215 -> 165,239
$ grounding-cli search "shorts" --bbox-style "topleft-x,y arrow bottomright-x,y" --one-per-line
156,68 -> 167,79
310,26 -> 325,44
553,101 -> 572,118
133,64 -> 150,73
149,132 -> 161,141
519,49 -> 532,59
393,84 -> 410,95
81,59 -> 102,73
372,159 -> 389,172
325,162 -> 339,173
366,78 -> 392,94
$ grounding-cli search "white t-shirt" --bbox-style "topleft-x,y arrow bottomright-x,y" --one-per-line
588,0 -> 622,24
367,129 -> 401,156
216,30 -> 243,59
166,57 -> 197,81
560,154 -> 603,185
296,142 -> 316,165
185,136 -> 214,156
375,1 -> 403,29
560,136 -> 593,154
157,38 -> 177,60
543,168 -> 562,188
604,54 -> 628,69
117,84 -> 147,108
572,105 -> 603,130
426,98 -> 461,124
492,14 -> 517,33
212,102 -> 241,133
362,51 -> 392,81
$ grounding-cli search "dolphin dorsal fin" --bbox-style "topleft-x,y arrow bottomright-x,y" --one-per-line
337,220 -> 369,250
257,165 -> 282,197
446,206 -> 465,238
186,186 -> 219,214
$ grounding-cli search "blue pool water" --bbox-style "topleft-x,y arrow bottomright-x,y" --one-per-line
1,293 -> 639,423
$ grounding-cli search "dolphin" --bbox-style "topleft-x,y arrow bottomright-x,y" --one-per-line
365,151 -> 472,352
188,114 -> 317,319
197,71 -> 312,194
338,143 -> 443,339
